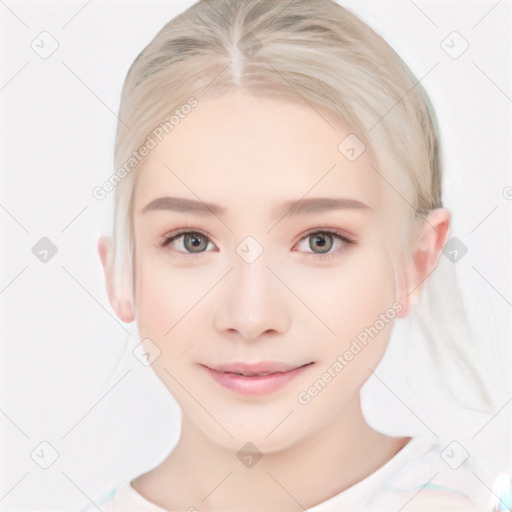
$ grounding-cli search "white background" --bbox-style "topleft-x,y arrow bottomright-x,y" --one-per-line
1,0 -> 511,509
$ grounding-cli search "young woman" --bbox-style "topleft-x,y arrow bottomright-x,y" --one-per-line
83,0 -> 500,510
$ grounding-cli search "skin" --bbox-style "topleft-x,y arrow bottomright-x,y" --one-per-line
98,90 -> 450,511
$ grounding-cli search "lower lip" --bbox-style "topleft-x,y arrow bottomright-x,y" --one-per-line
204,364 -> 312,395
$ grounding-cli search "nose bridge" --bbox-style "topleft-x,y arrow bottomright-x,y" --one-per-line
214,244 -> 290,340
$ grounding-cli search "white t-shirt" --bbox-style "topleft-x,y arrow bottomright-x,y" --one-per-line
79,437 -> 493,511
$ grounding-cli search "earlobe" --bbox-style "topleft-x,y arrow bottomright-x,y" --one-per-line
395,208 -> 451,317
402,208 -> 451,315
97,236 -> 135,323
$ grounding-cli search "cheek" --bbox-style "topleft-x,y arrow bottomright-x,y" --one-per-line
346,245 -> 397,310
134,255 -> 168,339
283,242 -> 398,343
134,245 -> 219,353
134,245 -> 190,343
296,245 -> 400,406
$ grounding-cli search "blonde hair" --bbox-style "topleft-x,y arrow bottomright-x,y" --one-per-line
107,0 -> 497,413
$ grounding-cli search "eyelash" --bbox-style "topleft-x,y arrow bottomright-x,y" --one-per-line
158,228 -> 355,262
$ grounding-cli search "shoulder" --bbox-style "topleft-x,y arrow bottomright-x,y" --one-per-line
78,486 -> 116,511
78,480 -> 167,512
365,437 -> 492,511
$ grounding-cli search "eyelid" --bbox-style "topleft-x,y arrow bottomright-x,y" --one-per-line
159,227 -> 217,255
293,228 -> 355,261
298,226 -> 356,244
159,227 -> 356,258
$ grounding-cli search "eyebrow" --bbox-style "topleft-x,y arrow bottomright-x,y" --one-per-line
141,196 -> 371,218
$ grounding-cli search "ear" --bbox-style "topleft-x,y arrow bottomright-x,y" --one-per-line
396,208 -> 451,317
97,236 -> 135,323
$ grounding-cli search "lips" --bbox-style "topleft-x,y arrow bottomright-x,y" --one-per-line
201,361 -> 313,395
212,361 -> 307,375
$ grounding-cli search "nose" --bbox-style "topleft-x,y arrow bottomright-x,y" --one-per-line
213,254 -> 291,341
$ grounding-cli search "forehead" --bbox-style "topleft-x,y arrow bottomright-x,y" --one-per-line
133,91 -> 383,217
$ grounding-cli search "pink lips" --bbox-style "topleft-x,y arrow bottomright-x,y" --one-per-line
202,361 -> 313,395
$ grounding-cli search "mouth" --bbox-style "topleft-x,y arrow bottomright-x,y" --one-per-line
201,361 -> 314,395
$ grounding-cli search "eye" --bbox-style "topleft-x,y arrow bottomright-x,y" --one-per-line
295,229 -> 355,261
159,228 -> 355,260
159,229 -> 216,256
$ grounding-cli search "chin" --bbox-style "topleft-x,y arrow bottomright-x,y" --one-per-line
188,403 -> 319,455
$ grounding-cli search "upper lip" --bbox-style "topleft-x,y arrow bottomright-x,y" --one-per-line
203,361 -> 313,376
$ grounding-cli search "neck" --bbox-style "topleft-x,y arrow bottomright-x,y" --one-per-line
133,396 -> 411,511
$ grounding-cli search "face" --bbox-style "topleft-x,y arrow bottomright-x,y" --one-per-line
130,90 -> 410,452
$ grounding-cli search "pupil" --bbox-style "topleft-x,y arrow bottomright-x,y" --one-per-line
185,233 -> 206,252
311,233 -> 332,254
